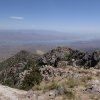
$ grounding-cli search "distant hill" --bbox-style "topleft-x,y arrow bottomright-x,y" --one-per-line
0,44 -> 56,62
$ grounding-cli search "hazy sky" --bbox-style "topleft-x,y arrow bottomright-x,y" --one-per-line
0,0 -> 100,33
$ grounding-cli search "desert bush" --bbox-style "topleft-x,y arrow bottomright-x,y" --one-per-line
63,53 -> 72,61
3,79 -> 14,87
21,64 -> 42,90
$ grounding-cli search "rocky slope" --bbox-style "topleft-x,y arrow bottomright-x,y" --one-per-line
39,47 -> 100,68
0,50 -> 40,88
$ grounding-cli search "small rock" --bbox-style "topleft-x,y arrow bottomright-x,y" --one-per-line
55,86 -> 64,96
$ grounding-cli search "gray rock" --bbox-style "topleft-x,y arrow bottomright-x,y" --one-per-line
26,90 -> 38,100
55,86 -> 65,96
85,80 -> 100,97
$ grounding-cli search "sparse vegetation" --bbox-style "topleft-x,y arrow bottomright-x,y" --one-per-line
63,89 -> 75,100
66,78 -> 79,88
81,76 -> 92,84
43,81 -> 58,91
33,81 -> 58,92
63,53 -> 73,61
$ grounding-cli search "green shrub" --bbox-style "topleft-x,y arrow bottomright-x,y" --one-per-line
21,65 -> 42,90
63,53 -> 73,61
3,79 -> 14,87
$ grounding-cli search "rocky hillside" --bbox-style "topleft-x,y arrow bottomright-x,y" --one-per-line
0,47 -> 100,100
31,65 -> 100,100
0,47 -> 100,89
0,50 -> 42,89
39,47 -> 100,69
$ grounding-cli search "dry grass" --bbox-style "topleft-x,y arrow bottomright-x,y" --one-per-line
32,81 -> 58,92
65,78 -> 79,88
62,89 -> 76,100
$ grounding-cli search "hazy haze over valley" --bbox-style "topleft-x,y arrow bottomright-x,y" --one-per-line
0,30 -> 100,61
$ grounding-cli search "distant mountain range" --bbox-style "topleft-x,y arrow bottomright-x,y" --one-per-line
0,30 -> 100,61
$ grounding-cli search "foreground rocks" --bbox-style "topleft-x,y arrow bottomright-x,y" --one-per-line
0,65 -> 100,100
0,85 -> 57,100
0,85 -> 27,100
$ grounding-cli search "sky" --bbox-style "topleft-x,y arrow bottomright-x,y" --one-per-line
0,0 -> 100,33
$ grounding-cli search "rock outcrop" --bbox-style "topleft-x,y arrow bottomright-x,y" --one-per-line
38,47 -> 100,69
40,65 -> 82,82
